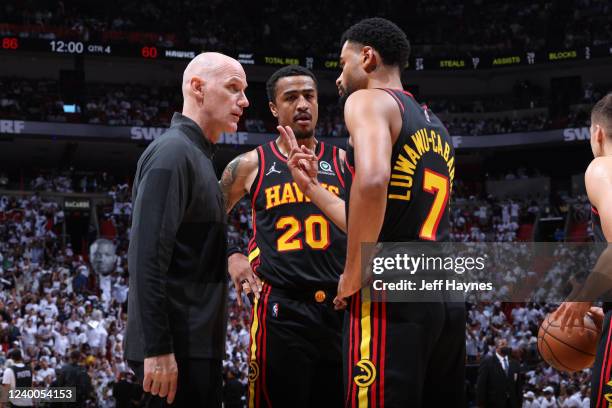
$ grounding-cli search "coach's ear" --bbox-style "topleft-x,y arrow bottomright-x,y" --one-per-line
269,101 -> 279,118
595,124 -> 606,144
190,76 -> 206,103
361,46 -> 377,73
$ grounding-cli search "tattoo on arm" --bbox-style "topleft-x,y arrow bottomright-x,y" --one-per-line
219,154 -> 243,210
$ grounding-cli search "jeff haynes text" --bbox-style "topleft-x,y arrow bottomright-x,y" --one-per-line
372,279 -> 493,292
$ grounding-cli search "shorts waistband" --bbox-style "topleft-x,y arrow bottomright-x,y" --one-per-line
266,284 -> 336,304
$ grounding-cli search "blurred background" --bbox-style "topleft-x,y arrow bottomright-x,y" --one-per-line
0,0 -> 610,406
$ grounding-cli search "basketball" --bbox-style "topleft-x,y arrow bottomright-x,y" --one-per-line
538,312 -> 601,373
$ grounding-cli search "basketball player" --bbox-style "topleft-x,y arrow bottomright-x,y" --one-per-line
219,65 -> 346,407
280,17 -> 465,407
553,93 -> 612,408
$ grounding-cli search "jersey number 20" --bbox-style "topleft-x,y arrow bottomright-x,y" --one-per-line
276,215 -> 330,251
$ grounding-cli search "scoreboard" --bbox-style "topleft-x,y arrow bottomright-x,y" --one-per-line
2,36 -> 611,71
1,37 -> 195,59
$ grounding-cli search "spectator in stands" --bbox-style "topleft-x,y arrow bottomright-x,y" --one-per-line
2,348 -> 33,407
54,350 -> 94,407
537,386 -> 557,407
86,310 -> 108,356
34,356 -> 55,385
223,368 -> 245,408
476,337 -> 522,408
112,371 -> 143,408
0,163 -> 603,405
560,384 -> 584,407
0,75 -> 598,134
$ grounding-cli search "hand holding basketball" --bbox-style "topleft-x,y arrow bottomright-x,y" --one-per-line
538,309 -> 601,373
553,301 -> 593,334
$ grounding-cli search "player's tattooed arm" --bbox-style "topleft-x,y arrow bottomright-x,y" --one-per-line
219,154 -> 241,209
220,149 -> 262,306
219,149 -> 258,213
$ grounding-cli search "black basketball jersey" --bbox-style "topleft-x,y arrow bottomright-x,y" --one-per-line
248,140 -> 346,290
592,206 -> 612,312
11,364 -> 33,388
592,206 -> 606,242
345,88 -> 455,242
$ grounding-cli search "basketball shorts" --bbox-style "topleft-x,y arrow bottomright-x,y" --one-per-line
247,282 -> 344,408
343,288 -> 466,407
592,310 -> 612,408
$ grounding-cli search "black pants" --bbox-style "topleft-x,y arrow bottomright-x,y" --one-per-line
343,289 -> 466,408
247,283 -> 344,407
128,358 -> 222,407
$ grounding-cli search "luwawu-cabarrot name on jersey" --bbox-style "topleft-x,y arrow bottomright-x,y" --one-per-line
388,127 -> 456,202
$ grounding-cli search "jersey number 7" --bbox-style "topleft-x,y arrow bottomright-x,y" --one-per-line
419,168 -> 449,241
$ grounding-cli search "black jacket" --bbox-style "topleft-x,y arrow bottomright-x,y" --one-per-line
112,379 -> 142,408
125,112 -> 228,361
54,363 -> 93,406
476,354 -> 522,408
223,378 -> 245,408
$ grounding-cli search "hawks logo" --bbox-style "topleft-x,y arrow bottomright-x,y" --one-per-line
248,361 -> 260,383
352,359 -> 376,388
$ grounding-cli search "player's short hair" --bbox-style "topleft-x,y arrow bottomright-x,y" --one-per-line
266,65 -> 317,103
8,349 -> 22,361
591,92 -> 612,137
341,17 -> 411,69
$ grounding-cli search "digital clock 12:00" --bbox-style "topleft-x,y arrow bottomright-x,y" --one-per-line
50,40 -> 84,54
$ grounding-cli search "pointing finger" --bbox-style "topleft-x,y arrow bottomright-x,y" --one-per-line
284,126 -> 299,150
277,125 -> 299,150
